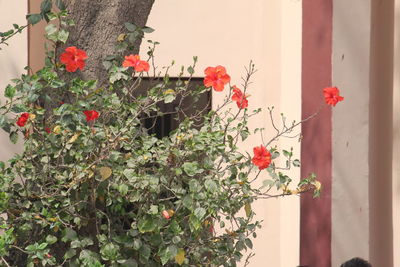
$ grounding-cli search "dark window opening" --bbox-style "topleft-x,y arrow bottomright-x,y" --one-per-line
138,78 -> 211,139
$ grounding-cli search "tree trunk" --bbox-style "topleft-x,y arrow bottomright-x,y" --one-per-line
63,0 -> 155,85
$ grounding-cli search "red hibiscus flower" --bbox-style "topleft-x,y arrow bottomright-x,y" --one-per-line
83,110 -> 99,122
231,86 -> 249,109
323,86 -> 344,107
60,46 -> 88,72
16,113 -> 30,127
252,145 -> 272,170
122,54 -> 150,72
204,65 -> 231,91
45,127 -> 51,134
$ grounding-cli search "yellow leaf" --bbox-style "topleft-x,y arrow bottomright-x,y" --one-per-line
314,181 -> 322,191
53,125 -> 61,134
87,169 -> 94,178
67,132 -> 81,143
117,33 -> 126,42
225,229 -> 238,237
175,249 -> 185,265
29,114 -> 36,120
99,167 -> 112,180
167,209 -> 175,217
164,89 -> 175,95
244,202 -> 252,218
291,189 -> 299,195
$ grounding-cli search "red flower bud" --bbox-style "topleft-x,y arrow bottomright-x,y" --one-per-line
162,210 -> 170,219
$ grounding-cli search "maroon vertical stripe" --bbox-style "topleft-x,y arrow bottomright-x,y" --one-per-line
300,1 -> 332,267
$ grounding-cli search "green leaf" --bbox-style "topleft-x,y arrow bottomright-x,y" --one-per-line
172,236 -> 181,244
262,179 -> 275,188
63,248 -> 76,259
4,85 -> 16,99
120,259 -> 138,267
11,104 -> 26,113
55,0 -> 66,10
0,115 -> 6,129
164,93 -> 175,104
109,71 -> 128,83
187,66 -> 194,75
9,132 -> 18,144
244,238 -> 253,249
142,26 -> 154,33
283,149 -> 293,158
123,169 -> 135,179
188,179 -> 200,193
58,29 -> 69,43
138,216 -> 157,233
271,150 -> 280,159
124,22 -> 137,32
62,228 -> 78,242
293,159 -> 301,167
183,162 -> 199,177
159,245 -> 177,265
194,207 -> 206,220
26,14 -> 42,25
235,240 -> 245,251
139,244 -> 151,260
100,243 -> 120,261
40,0 -> 52,14
118,184 -> 129,195
133,239 -> 142,250
45,24 -> 57,35
38,242 -> 48,250
46,235 -> 57,244
189,215 -> 201,232
204,179 -> 218,193
71,240 -> 81,248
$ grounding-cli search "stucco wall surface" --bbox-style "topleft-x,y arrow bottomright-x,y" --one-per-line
332,1 -> 371,265
0,0 -> 27,161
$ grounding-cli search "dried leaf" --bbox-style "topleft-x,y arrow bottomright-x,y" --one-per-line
67,132 -> 81,143
117,33 -> 126,42
244,202 -> 252,218
99,167 -> 112,180
175,249 -> 185,265
53,125 -> 61,134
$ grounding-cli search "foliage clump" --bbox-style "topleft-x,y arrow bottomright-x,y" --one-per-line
0,6 -> 326,267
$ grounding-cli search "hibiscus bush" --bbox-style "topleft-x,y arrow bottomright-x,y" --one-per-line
0,6 -> 344,267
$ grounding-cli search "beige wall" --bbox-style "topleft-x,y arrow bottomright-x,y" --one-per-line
144,1 -> 302,266
0,0 -> 27,161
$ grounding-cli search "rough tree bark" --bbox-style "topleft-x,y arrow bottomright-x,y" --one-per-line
63,0 -> 155,85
